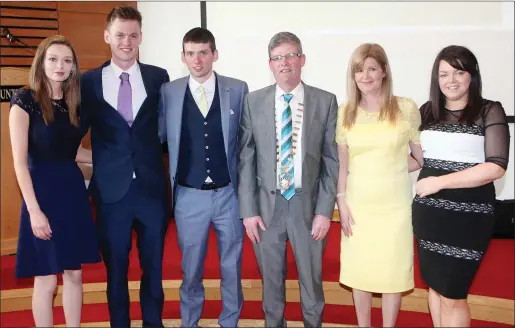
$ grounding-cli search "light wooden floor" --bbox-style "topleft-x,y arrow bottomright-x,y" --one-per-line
2,279 -> 514,325
56,319 -> 354,327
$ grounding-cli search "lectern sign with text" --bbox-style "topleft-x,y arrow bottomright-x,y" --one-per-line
0,86 -> 24,103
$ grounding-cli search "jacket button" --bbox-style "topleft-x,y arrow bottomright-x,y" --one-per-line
270,190 -> 275,195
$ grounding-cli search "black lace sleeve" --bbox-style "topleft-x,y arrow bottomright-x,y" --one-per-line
483,101 -> 510,170
9,88 -> 35,114
419,100 -> 433,130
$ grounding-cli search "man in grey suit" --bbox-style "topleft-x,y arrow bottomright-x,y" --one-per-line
159,27 -> 249,328
238,31 -> 339,327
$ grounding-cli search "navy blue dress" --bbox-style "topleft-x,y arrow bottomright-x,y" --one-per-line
10,88 -> 101,278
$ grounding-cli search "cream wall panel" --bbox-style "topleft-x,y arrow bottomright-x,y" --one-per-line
207,2 -> 504,32
138,1 -> 201,80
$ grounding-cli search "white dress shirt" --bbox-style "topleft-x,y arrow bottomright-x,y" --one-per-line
102,60 -> 146,179
188,71 -> 217,183
102,60 -> 147,118
188,71 -> 216,112
275,83 -> 304,189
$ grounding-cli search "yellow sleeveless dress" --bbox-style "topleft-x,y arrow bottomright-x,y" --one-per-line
336,97 -> 421,293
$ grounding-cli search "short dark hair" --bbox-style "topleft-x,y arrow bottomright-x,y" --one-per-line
422,45 -> 483,128
182,27 -> 216,53
106,5 -> 142,29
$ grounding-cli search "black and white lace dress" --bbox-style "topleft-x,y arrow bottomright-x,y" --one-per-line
412,99 -> 510,299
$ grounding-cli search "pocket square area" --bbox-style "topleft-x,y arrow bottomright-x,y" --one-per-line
230,109 -> 235,115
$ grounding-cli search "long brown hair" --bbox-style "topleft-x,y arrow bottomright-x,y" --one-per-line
342,43 -> 399,129
29,35 -> 80,127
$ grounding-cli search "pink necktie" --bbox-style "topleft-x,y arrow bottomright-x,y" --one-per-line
117,72 -> 133,126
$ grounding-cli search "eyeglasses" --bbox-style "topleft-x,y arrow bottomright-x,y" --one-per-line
270,53 -> 302,62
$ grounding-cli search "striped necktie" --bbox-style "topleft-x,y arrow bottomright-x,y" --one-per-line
279,93 -> 295,200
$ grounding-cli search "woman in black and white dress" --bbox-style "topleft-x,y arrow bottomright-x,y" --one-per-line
412,45 -> 510,327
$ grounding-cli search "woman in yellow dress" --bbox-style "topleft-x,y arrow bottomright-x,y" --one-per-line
335,43 -> 424,327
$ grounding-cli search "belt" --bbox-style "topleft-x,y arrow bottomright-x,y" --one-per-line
178,181 -> 230,191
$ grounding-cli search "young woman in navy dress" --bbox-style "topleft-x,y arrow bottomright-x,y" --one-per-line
9,35 -> 101,327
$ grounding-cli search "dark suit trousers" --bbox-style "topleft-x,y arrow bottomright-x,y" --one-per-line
95,178 -> 168,328
252,190 -> 326,328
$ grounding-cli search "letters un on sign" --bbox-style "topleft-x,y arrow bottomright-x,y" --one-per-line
1,86 -> 24,103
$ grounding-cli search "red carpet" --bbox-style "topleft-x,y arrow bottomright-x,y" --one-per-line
1,221 -> 513,326
2,221 -> 513,299
0,301 -> 513,327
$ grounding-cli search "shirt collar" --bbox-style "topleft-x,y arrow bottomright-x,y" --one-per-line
189,71 -> 216,93
275,82 -> 304,101
110,60 -> 139,79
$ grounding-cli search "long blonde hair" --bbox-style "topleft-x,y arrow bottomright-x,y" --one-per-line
29,35 -> 80,127
342,43 -> 399,129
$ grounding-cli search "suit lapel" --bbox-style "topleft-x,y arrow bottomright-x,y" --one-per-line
262,86 -> 277,170
301,83 -> 317,164
171,78 -> 188,164
138,62 -> 153,99
132,62 -> 152,125
216,73 -> 230,156
93,61 -> 109,104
